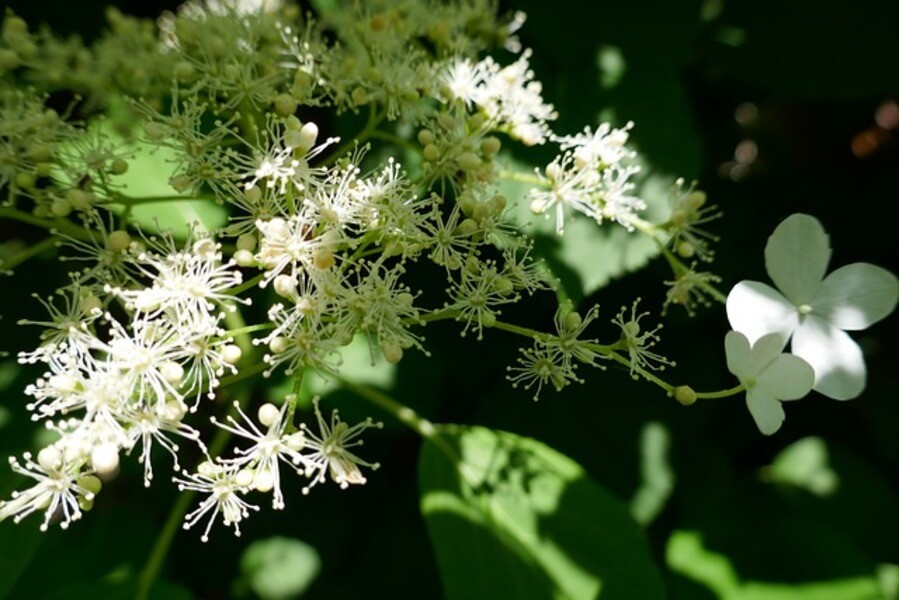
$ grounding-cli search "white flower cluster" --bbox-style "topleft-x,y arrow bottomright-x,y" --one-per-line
3,234 -> 242,528
179,398 -> 381,541
529,123 -> 645,234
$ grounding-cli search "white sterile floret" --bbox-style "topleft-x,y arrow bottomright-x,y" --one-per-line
724,331 -> 815,435
727,214 -> 898,400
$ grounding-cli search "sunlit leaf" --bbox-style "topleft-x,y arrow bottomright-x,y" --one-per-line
419,425 -> 664,600
114,141 -> 228,237
630,421 -> 675,525
306,333 -> 396,398
667,530 -> 741,598
239,537 -> 321,600
763,437 -> 839,496
667,528 -> 884,600
54,121 -> 227,238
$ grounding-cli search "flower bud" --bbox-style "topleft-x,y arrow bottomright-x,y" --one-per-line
257,403 -> 280,427
50,197 -> 72,217
674,385 -> 697,406
274,275 -> 297,298
269,336 -> 289,354
381,340 -> 403,364
297,122 -> 319,153
273,93 -> 297,117
110,159 -> 129,175
481,136 -> 501,156
37,445 -> 62,472
234,249 -> 255,267
222,344 -> 242,365
417,129 -> 435,146
91,443 -> 120,476
160,361 -> 184,384
105,230 -> 131,252
457,152 -> 481,172
422,144 -> 440,162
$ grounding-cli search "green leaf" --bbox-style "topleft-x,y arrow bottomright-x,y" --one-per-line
764,437 -> 839,497
114,141 -> 228,237
630,421 -> 675,525
667,528 -> 884,600
54,121 -> 227,237
419,425 -> 664,600
239,537 -> 321,600
0,523 -> 44,599
667,530 -> 741,598
306,333 -> 396,398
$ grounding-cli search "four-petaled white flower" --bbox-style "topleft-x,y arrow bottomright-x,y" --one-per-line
727,214 -> 898,400
725,331 -> 815,435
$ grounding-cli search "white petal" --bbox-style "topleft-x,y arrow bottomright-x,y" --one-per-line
747,332 -> 790,375
746,390 -> 785,436
725,330 -> 751,380
757,354 -> 815,401
727,281 -> 799,344
792,317 -> 866,400
765,214 -> 831,305
814,263 -> 899,330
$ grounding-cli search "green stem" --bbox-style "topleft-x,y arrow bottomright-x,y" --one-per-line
497,169 -> 546,187
110,194 -> 217,206
217,362 -> 267,388
283,369 -> 305,433
695,384 -> 744,399
229,273 -> 264,297
628,215 -> 727,305
337,376 -> 458,461
222,323 -> 274,338
321,105 -> 385,167
0,236 -> 58,272
0,207 -> 93,241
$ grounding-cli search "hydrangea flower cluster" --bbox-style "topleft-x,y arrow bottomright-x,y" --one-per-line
0,0 -> 895,543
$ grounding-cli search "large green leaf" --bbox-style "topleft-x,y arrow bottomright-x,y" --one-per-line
419,425 -> 664,600
113,141 -> 228,237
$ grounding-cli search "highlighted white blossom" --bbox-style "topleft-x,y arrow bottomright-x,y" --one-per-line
725,331 -> 815,435
727,214 -> 898,400
529,122 -> 645,234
